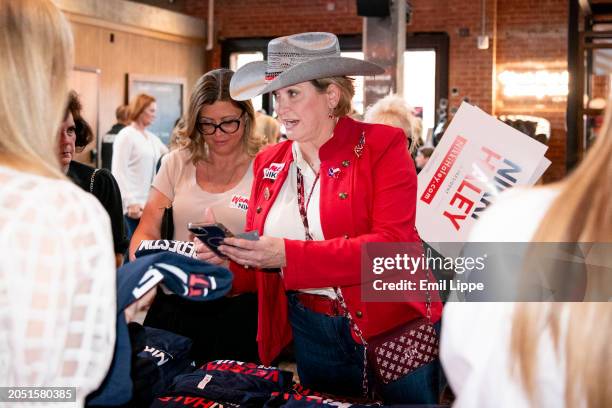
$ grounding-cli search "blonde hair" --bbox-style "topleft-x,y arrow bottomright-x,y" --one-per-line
128,93 -> 156,122
311,76 -> 355,118
255,112 -> 281,145
181,69 -> 260,164
0,0 -> 73,178
169,117 -> 188,151
116,105 -> 130,124
364,94 -> 422,154
511,99 -> 612,407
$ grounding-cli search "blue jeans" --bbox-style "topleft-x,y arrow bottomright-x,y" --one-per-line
124,215 -> 140,240
123,216 -> 140,263
287,293 -> 442,404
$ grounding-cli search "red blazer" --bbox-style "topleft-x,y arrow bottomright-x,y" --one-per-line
231,116 -> 442,365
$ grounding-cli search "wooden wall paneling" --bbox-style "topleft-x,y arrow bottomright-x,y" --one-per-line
71,22 -> 103,69
99,28 -> 130,137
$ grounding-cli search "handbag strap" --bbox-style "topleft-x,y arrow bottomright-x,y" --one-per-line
296,167 -> 369,396
89,168 -> 100,193
413,226 -> 433,322
333,287 -> 369,395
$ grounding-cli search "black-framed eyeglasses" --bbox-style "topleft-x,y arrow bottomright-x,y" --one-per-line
197,112 -> 244,135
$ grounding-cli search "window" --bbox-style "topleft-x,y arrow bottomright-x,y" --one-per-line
341,51 -> 366,115
404,50 -> 437,142
339,50 -> 437,143
229,51 -> 264,112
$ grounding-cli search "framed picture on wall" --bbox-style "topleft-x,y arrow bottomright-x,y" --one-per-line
127,74 -> 186,145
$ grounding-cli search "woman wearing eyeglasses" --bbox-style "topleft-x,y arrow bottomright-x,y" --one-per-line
129,69 -> 262,363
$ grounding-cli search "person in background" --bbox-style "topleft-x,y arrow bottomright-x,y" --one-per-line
441,98 -> 612,406
131,69 -> 261,364
112,93 -> 168,241
363,93 -> 422,155
415,146 -> 434,174
168,116 -> 189,152
0,1 -> 116,405
155,117 -> 187,174
218,32 -> 443,403
57,90 -> 128,267
255,110 -> 282,146
101,104 -> 130,170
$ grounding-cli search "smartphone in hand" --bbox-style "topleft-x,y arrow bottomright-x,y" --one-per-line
188,222 -> 259,258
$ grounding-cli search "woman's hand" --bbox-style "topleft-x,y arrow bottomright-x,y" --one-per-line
127,204 -> 143,219
219,236 -> 286,269
124,287 -> 156,323
193,236 -> 228,266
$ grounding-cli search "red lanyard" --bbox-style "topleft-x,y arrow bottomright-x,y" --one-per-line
296,166 -> 320,241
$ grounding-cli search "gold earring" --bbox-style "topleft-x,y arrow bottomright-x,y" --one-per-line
328,108 -> 335,119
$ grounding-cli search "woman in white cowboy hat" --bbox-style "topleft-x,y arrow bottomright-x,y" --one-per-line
197,32 -> 443,403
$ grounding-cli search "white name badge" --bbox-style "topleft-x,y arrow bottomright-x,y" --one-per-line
229,194 -> 249,211
263,162 -> 285,180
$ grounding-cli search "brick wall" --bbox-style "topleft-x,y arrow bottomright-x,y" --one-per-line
185,0 -> 568,181
496,0 -> 568,181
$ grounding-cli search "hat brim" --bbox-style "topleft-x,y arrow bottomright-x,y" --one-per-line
230,57 -> 384,101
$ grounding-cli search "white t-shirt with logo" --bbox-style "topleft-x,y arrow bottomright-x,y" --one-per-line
153,148 -> 254,241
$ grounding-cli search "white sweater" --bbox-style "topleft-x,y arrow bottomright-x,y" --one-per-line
440,187 -> 573,408
0,165 -> 116,407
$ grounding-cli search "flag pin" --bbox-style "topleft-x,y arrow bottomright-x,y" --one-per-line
327,167 -> 341,178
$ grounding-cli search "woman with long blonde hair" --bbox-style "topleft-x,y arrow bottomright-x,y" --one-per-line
0,1 -> 116,405
440,98 -> 611,406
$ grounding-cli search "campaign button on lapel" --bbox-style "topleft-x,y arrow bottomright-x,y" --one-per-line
263,162 -> 285,180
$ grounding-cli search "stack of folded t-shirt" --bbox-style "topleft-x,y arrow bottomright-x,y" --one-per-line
151,360 -> 294,407
128,322 -> 196,406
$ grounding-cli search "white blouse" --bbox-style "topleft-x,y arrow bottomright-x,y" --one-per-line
0,165 -> 116,407
264,142 -> 336,298
111,125 -> 168,213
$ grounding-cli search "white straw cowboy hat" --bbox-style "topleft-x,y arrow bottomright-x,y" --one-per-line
230,32 -> 384,101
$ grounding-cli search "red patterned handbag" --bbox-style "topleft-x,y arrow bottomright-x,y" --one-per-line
365,315 -> 439,384
364,257 -> 439,385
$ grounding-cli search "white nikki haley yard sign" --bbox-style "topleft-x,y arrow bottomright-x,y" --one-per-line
416,102 -> 550,255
